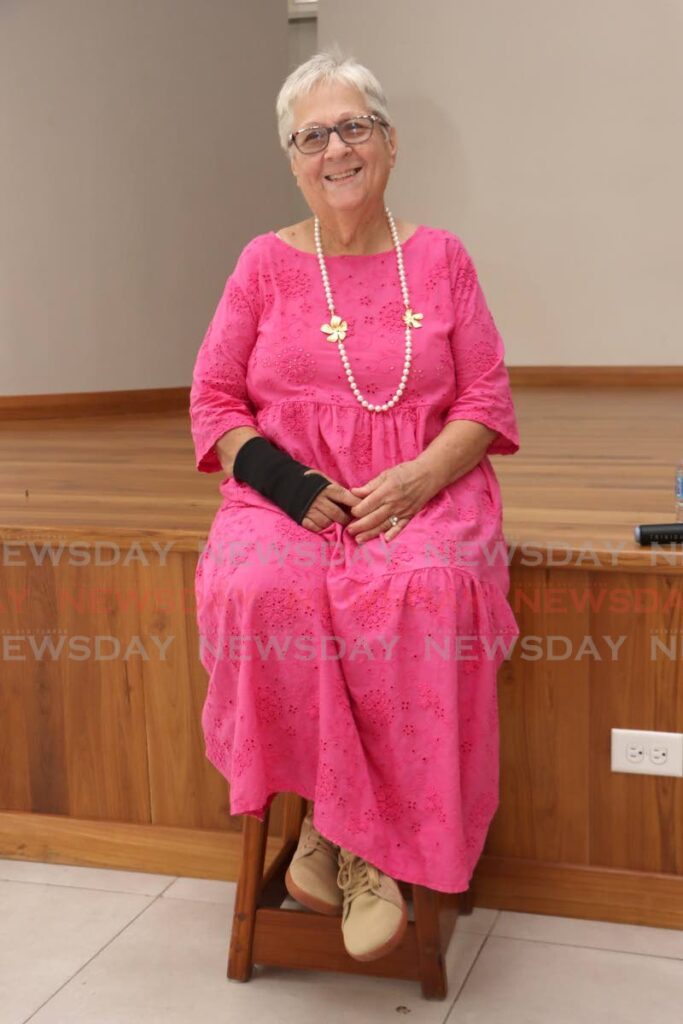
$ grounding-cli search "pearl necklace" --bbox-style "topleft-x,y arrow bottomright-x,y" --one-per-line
314,206 -> 423,413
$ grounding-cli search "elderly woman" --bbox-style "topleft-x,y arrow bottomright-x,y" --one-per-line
189,50 -> 520,963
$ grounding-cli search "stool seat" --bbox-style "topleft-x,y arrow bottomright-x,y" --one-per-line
227,793 -> 474,1000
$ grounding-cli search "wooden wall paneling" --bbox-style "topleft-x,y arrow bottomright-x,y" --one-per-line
58,554 -> 151,822
137,548 -> 226,830
589,571 -> 683,874
179,548 -> 238,830
488,566 -> 591,865
0,555 -> 33,810
0,811 -> 260,880
471,857 -> 683,930
7,545 -> 71,815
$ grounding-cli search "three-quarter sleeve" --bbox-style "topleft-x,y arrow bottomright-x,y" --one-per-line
443,238 -> 519,456
189,243 -> 261,473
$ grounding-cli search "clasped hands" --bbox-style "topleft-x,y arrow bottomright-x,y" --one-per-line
301,460 -> 439,543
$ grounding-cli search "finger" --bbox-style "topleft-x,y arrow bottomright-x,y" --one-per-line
315,494 -> 352,525
303,471 -> 362,511
380,523 -> 403,543
346,504 -> 394,536
360,518 -> 407,544
356,524 -> 393,544
302,503 -> 331,530
301,509 -> 338,532
302,493 -> 353,530
325,482 -> 363,508
348,488 -> 394,521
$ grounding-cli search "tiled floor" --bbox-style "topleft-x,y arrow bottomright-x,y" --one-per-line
1,858 -> 683,1023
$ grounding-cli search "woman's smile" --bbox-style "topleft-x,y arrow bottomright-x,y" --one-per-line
323,166 -> 364,185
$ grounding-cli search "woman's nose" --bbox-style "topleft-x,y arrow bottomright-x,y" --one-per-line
325,130 -> 352,158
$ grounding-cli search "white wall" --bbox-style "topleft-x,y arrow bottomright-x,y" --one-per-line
0,0 -> 296,396
319,0 -> 683,365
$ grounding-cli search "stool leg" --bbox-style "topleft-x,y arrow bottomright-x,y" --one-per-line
227,808 -> 270,982
281,793 -> 308,842
459,886 -> 475,916
412,884 -> 448,1000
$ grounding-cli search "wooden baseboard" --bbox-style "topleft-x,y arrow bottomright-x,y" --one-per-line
0,811 -> 279,881
3,813 -> 682,931
472,855 -> 683,930
0,387 -> 190,419
1,368 -> 682,422
508,366 -> 683,387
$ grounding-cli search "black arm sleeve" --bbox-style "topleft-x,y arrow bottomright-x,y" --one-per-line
232,436 -> 332,525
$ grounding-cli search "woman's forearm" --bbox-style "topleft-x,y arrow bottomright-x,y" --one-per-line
412,419 -> 499,497
215,426 -> 261,477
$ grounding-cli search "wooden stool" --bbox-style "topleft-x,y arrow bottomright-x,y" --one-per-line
227,793 -> 474,1000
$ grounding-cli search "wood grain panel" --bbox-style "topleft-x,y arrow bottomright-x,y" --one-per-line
137,549 -> 235,830
489,567 -> 590,864
1,386 -> 682,928
62,557 -> 151,822
1,369 -> 681,423
472,856 -> 683,930
0,388 -> 189,419
2,387 -> 683,568
0,556 -> 32,810
588,571 -> 683,874
0,810 -> 279,880
508,366 -> 683,387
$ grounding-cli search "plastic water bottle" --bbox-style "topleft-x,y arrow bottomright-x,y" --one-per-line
676,459 -> 683,522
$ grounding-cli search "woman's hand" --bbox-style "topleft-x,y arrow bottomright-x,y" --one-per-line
300,469 -> 362,534
345,460 -> 441,544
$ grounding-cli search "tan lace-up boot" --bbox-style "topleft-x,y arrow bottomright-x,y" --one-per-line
336,847 -> 408,961
284,809 -> 343,915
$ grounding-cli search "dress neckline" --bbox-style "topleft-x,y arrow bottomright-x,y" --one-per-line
270,223 -> 425,258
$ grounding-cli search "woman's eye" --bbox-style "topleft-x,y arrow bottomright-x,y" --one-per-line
302,129 -> 324,144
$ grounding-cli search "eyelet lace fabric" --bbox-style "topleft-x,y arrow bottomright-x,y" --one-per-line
189,225 -> 521,893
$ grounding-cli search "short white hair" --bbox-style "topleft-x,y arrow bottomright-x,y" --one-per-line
276,46 -> 392,157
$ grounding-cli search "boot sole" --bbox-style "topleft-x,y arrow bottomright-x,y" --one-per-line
344,899 -> 409,962
284,866 -> 343,917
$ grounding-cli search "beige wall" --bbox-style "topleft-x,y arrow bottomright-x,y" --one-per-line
319,0 -> 683,365
289,11 -> 318,73
285,12 -> 319,225
3,2 -> 679,395
0,0 -> 297,396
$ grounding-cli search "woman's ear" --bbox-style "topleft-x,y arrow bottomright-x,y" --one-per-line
289,151 -> 301,188
388,125 -> 398,169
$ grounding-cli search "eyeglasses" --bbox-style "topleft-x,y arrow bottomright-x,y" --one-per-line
288,113 -> 389,155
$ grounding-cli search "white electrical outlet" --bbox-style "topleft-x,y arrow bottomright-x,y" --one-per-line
611,729 -> 683,777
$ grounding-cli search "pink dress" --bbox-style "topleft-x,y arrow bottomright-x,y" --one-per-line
189,224 -> 520,893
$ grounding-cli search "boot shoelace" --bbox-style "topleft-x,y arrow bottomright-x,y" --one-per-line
303,817 -> 338,858
337,853 -> 380,906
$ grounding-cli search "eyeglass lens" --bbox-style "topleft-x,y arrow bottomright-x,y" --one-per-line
295,116 -> 374,153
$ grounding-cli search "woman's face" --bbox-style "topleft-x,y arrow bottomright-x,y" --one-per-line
288,81 -> 397,221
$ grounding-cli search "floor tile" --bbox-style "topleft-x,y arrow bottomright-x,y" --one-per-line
452,907 -> 498,935
447,935 -> 683,1023
26,893 -> 485,1023
0,858 -> 174,896
0,879 -> 154,1024
492,910 -> 683,960
162,877 -> 236,904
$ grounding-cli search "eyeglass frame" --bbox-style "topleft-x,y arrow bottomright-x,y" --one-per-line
287,112 -> 390,154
